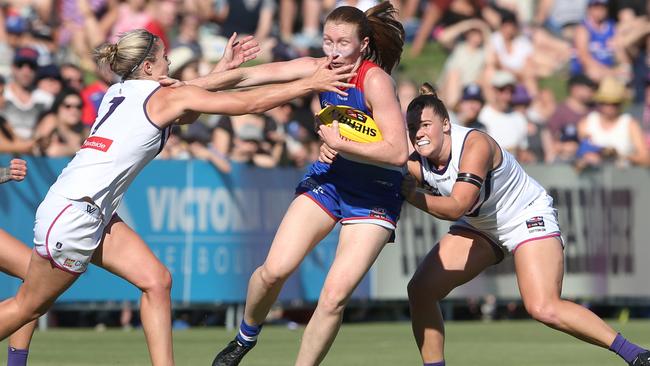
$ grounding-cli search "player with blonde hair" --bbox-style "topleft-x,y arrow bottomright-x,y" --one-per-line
0,29 -> 354,365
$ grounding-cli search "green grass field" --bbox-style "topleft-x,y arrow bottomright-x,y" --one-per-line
5,320 -> 649,365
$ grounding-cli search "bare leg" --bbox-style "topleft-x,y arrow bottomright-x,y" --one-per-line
515,237 -> 617,347
408,231 -> 499,363
294,223 -> 390,366
91,216 -> 174,366
0,252 -> 77,340
243,195 -> 336,326
0,230 -> 41,350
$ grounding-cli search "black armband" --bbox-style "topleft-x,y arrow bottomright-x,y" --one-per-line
456,172 -> 483,189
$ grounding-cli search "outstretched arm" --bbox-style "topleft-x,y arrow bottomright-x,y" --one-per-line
163,57 -> 322,92
150,59 -> 355,128
402,132 -> 494,221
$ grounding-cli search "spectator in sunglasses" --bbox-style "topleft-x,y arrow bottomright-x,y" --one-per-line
33,89 -> 86,157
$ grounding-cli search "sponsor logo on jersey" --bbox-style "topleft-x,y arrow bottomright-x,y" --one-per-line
55,242 -> 63,250
435,176 -> 451,183
81,136 -> 113,152
370,207 -> 387,219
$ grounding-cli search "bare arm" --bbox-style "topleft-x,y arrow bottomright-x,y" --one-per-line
402,132 -> 494,221
317,69 -> 409,167
626,118 -> 650,166
533,0 -> 554,26
151,61 -> 355,128
181,57 -> 322,91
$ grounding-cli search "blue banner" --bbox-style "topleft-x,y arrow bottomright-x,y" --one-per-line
0,155 -> 370,303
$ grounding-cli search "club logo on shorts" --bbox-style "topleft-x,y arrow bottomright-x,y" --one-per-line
63,258 -> 87,271
526,216 -> 546,233
55,242 -> 63,250
370,207 -> 387,219
63,258 -> 75,268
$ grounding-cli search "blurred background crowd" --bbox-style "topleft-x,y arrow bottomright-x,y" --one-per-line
1,0 -> 650,172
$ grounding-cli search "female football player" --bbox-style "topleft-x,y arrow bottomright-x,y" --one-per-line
205,3 -> 408,365
402,85 -> 649,366
0,29 -> 353,366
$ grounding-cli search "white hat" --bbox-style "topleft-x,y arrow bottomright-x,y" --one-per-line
491,70 -> 516,88
168,47 -> 199,76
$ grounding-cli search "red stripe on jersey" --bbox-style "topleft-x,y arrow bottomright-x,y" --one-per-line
81,136 -> 113,152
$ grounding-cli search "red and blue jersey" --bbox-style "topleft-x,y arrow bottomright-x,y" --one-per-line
295,60 -> 405,231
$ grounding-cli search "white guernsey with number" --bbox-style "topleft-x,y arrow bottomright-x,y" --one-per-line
50,80 -> 170,219
418,124 -> 561,253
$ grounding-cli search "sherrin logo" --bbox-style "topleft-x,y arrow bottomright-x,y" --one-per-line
81,136 -> 113,152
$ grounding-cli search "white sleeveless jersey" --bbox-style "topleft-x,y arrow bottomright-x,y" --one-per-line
50,80 -> 170,219
419,124 -> 546,231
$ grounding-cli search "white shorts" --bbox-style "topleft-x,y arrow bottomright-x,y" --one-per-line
451,195 -> 563,261
34,192 -> 105,274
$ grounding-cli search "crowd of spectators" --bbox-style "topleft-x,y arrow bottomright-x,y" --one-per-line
1,0 -> 650,172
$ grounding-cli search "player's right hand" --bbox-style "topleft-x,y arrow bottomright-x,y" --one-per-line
8,159 -> 27,182
318,142 -> 338,164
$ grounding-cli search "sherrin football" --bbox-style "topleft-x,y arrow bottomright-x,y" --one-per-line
317,105 -> 383,143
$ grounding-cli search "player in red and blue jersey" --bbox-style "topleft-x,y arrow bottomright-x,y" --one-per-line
202,3 -> 408,365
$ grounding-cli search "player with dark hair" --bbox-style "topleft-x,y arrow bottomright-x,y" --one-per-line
402,84 -> 650,366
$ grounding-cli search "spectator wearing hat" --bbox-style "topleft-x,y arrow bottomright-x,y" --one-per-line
0,75 -> 34,154
576,77 -> 650,167
478,70 -> 531,160
34,64 -> 63,102
3,47 -> 51,140
572,0 -> 631,82
450,83 -> 487,131
510,84 -> 555,163
168,47 -> 200,81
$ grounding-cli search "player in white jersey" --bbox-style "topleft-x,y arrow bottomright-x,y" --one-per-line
0,29 -> 356,366
0,159 -> 37,366
402,85 -> 650,366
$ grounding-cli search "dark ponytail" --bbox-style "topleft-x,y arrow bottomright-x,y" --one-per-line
325,2 -> 405,74
406,83 -> 450,137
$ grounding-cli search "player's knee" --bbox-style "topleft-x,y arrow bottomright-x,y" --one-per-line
258,264 -> 291,289
318,286 -> 349,315
525,300 -> 560,326
408,275 -> 447,302
139,267 -> 172,295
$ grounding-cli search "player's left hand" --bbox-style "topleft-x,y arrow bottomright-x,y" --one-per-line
401,174 -> 418,201
317,120 -> 343,149
8,159 -> 27,182
158,75 -> 185,88
213,33 -> 260,73
318,142 -> 338,164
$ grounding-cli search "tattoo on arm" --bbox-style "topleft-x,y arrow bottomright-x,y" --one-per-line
0,167 -> 10,184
